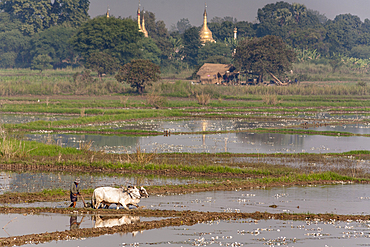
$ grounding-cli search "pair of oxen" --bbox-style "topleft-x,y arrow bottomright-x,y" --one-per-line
90,186 -> 149,210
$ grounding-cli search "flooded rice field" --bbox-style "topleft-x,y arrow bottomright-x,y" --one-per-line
229,156 -> 370,174
26,131 -> 370,154
0,171 -> 207,194
10,184 -> 370,215
296,122 -> 370,134
22,217 -> 370,247
297,112 -> 370,120
0,114 -> 74,124
134,183 -> 370,215
0,213 -> 161,237
105,119 -> 299,132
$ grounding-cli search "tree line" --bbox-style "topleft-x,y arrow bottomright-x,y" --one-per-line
2,0 -> 370,73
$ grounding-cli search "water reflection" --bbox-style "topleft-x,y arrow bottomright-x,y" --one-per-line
70,215 -> 84,230
297,112 -> 370,120
109,119 -> 299,132
0,213 -> 152,237
296,123 -> 370,134
25,132 -> 370,154
93,215 -> 140,228
139,184 -> 370,215
13,184 -> 370,216
22,218 -> 370,247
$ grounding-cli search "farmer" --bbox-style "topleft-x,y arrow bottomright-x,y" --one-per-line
69,177 -> 81,208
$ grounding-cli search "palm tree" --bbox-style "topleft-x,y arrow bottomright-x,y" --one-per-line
292,3 -> 307,23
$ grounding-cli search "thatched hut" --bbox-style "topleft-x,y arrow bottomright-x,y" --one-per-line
196,63 -> 238,84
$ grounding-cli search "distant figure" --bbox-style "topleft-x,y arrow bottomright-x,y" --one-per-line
69,215 -> 84,230
69,178 -> 81,208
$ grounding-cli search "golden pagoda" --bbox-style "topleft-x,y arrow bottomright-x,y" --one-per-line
106,6 -> 110,18
199,5 -> 215,44
137,1 -> 148,37
141,11 -> 149,37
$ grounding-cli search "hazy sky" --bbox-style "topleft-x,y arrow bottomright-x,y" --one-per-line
89,0 -> 370,28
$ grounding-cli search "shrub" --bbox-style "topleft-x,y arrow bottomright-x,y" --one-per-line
262,94 -> 280,105
356,81 -> 367,87
146,95 -> 168,108
196,93 -> 211,105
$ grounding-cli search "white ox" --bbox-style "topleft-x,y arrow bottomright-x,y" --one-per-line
91,186 -> 149,210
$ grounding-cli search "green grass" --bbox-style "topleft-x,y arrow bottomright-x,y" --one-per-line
0,136 -> 82,157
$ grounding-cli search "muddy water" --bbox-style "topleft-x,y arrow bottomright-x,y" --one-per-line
26,131 -> 370,154
23,218 -> 370,247
0,171 -> 207,194
0,213 -> 160,237
12,184 -> 370,216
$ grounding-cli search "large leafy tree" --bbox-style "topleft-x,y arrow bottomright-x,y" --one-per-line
51,0 -> 89,27
0,0 -> 89,35
256,2 -> 320,39
208,21 -> 234,41
182,27 -> 201,66
0,0 -> 56,35
234,35 -> 296,82
197,42 -> 232,65
141,11 -> 172,65
85,52 -> 120,79
71,16 -> 142,64
176,18 -> 192,34
0,29 -> 29,68
325,14 -> 363,55
115,59 -> 161,94
30,26 -> 77,67
137,38 -> 162,65
0,13 -> 30,67
31,54 -> 53,72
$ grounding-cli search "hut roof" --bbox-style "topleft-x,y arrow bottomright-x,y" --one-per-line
196,63 -> 233,78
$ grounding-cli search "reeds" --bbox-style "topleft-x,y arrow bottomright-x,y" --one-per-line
119,96 -> 129,107
80,108 -> 85,117
146,95 -> 168,108
196,93 -> 211,105
125,147 -> 156,165
0,126 -> 29,159
79,140 -> 93,151
262,94 -> 280,105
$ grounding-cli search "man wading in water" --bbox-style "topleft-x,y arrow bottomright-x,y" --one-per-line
69,178 -> 81,208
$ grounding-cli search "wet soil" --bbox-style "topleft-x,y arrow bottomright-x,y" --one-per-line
0,207 -> 369,246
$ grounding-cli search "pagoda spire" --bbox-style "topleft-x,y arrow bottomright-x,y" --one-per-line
106,5 -> 110,18
141,10 -> 149,37
199,3 -> 215,44
137,0 -> 142,31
